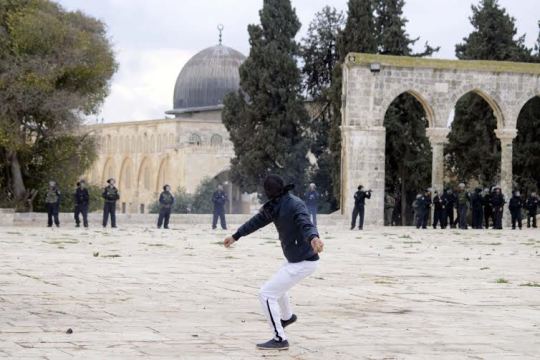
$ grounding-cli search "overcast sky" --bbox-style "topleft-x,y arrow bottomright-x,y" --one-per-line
56,0 -> 539,123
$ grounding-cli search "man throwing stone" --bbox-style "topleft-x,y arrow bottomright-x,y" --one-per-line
223,174 -> 324,351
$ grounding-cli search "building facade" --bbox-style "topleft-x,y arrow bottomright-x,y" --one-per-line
85,43 -> 254,214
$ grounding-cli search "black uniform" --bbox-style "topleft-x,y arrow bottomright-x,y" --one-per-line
415,195 -> 429,229
442,191 -> 456,228
509,194 -> 523,230
157,190 -> 174,229
351,190 -> 371,230
525,195 -> 538,228
102,185 -> 119,227
491,191 -> 505,230
212,190 -> 228,230
482,192 -> 493,229
433,193 -> 447,229
470,189 -> 484,229
74,186 -> 89,228
45,187 -> 61,227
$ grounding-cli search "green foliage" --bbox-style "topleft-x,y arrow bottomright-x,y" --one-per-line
384,94 -> 432,225
326,0 -> 378,206
223,0 -> 309,195
34,183 -> 103,213
0,0 -> 117,208
374,0 -> 437,224
149,178 -> 220,214
448,0 -> 537,189
446,94 -> 500,185
455,0 -> 533,62
191,177 -> 219,214
375,0 -> 438,56
301,6 -> 344,212
514,97 -> 540,192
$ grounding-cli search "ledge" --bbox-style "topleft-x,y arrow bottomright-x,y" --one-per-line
346,53 -> 540,75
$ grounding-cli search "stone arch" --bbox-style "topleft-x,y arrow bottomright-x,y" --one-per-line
101,158 -> 116,184
137,157 -> 153,191
119,157 -> 134,190
449,88 -> 505,129
210,134 -> 223,146
155,157 -> 170,193
380,89 -> 435,128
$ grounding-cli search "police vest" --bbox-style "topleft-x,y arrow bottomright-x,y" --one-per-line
45,190 -> 59,204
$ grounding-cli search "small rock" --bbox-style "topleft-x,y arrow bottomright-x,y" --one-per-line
66,328 -> 73,334
93,252 -> 99,257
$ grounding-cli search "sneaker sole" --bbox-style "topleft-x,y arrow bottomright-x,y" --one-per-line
256,345 -> 289,351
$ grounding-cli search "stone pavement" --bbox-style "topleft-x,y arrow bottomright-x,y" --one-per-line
0,224 -> 539,359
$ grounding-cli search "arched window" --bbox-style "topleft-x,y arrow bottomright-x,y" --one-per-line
189,133 -> 202,146
210,134 -> 223,147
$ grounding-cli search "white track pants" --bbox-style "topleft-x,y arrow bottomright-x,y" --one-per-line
259,260 -> 319,341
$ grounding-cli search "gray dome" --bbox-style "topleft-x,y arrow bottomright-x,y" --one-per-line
170,45 -> 245,113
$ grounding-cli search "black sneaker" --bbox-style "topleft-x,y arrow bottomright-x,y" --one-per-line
281,314 -> 297,328
256,339 -> 289,351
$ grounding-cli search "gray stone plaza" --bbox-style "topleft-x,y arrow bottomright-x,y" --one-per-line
1,223 -> 538,359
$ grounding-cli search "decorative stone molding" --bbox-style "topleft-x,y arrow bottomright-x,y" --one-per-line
425,127 -> 450,145
494,128 -> 518,144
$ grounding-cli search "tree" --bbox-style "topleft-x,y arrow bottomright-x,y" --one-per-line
300,6 -> 344,211
223,0 -> 309,195
191,177 -> 220,214
455,0 -> 532,61
0,0 -> 117,209
374,0 -> 437,224
448,0 -> 534,189
325,0 -> 378,206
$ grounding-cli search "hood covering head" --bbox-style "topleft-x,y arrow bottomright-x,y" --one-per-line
263,174 -> 294,200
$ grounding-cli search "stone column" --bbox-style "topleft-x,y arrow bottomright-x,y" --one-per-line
495,129 -> 518,227
341,126 -> 386,226
426,127 -> 450,194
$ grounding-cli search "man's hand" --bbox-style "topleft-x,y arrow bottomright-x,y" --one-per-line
224,236 -> 236,248
311,237 -> 324,253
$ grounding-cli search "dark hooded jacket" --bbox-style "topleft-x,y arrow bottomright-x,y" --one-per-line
232,193 -> 319,263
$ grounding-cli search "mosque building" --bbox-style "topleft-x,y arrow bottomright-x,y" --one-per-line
84,37 -> 253,214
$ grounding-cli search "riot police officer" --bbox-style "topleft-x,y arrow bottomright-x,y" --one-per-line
74,180 -> 89,228
432,190 -> 447,229
442,188 -> 456,228
482,188 -> 493,229
304,183 -> 320,226
157,184 -> 175,229
509,191 -> 523,230
212,184 -> 228,230
491,186 -> 505,230
351,185 -> 371,230
45,180 -> 61,227
471,187 -> 484,229
102,178 -> 119,228
525,192 -> 538,228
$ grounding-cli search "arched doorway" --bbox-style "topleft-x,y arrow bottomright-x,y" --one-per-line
383,91 -> 433,225
514,95 -> 540,192
446,90 -> 503,187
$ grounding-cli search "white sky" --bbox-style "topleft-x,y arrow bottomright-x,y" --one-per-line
56,0 -> 539,123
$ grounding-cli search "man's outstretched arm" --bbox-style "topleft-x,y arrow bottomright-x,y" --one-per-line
224,206 -> 273,248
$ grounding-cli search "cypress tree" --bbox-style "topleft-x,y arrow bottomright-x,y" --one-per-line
222,0 -> 309,195
375,0 -> 438,224
326,0 -> 378,207
448,0 -> 534,188
300,6 -> 344,211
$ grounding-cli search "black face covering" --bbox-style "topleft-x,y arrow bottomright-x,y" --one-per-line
263,174 -> 294,200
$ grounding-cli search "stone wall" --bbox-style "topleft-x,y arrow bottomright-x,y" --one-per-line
341,53 -> 540,225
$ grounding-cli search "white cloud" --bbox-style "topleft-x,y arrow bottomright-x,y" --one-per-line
87,48 -> 193,123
